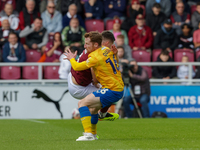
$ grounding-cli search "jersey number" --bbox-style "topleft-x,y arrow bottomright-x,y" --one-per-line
106,55 -> 119,74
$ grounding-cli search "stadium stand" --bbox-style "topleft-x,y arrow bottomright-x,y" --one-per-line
132,50 -> 151,62
85,19 -> 104,33
1,66 -> 20,79
174,49 -> 194,62
26,50 -> 41,62
44,66 -> 59,79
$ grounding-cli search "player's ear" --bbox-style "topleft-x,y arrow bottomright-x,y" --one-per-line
94,43 -> 98,48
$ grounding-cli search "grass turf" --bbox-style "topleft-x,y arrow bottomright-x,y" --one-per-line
0,119 -> 200,150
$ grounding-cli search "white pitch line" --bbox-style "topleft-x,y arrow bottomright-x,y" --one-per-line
26,119 -> 46,124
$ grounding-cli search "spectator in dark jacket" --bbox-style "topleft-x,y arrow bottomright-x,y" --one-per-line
19,0 -> 40,30
146,0 -> 171,17
171,0 -> 191,14
62,4 -> 85,29
170,2 -> 190,35
178,23 -> 194,50
103,0 -> 126,23
16,0 -> 40,13
146,3 -> 166,36
3,32 -> 26,62
154,19 -> 178,52
19,17 -> 48,51
123,59 -> 150,118
128,14 -> 153,50
0,17 -> 15,49
84,0 -> 103,20
121,0 -> 144,33
191,2 -> 200,31
153,50 -> 176,79
60,0 -> 83,16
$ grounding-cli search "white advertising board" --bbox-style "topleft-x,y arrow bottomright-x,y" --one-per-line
0,86 -> 78,119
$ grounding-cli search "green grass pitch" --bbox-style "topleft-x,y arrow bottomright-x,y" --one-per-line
0,119 -> 200,150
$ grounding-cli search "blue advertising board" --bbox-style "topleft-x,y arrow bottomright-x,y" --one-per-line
150,85 -> 200,118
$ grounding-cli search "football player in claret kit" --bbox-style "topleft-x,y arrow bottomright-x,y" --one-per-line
65,31 -> 124,141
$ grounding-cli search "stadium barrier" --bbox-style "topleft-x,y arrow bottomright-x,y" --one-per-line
0,62 -> 199,119
0,62 -> 199,84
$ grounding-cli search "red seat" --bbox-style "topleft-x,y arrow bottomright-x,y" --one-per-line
85,19 -> 104,33
191,5 -> 197,14
44,66 -> 59,79
1,66 -> 21,79
132,50 -> 151,62
174,49 -> 194,62
26,50 -> 41,62
106,19 -> 114,30
23,66 -> 38,79
142,66 -> 152,78
152,49 -> 173,62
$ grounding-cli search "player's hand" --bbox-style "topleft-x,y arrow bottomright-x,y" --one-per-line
63,48 -> 77,60
111,45 -> 118,54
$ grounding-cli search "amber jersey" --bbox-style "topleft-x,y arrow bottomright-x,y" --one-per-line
71,49 -> 92,86
70,46 -> 124,92
86,46 -> 124,91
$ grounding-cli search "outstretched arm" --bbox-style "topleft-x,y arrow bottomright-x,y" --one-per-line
64,49 -> 89,71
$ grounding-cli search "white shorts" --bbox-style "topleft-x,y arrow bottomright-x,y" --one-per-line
68,72 -> 99,100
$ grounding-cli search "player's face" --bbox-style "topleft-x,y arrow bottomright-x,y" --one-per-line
84,37 -> 95,53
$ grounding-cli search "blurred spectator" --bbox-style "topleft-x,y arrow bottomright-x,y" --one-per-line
128,14 -> 153,51
84,0 -> 103,20
146,0 -> 171,17
60,0 -> 83,16
117,46 -> 129,67
154,19 -> 178,52
0,17 -> 15,49
146,3 -> 166,36
171,0 -> 191,14
3,32 -> 26,62
62,4 -> 85,29
61,18 -> 85,55
193,22 -> 200,52
177,55 -> 195,84
0,3 -> 19,30
58,46 -> 77,80
0,0 -> 16,12
170,2 -> 190,35
152,50 -> 176,79
178,23 -> 194,50
44,32 -> 63,62
121,0 -> 144,33
191,2 -> 200,31
16,0 -> 40,12
115,35 -> 132,60
19,0 -> 40,30
103,0 -> 126,23
123,59 -> 150,118
40,0 -> 61,13
19,17 -> 48,51
110,18 -> 128,45
187,0 -> 198,6
41,1 -> 62,34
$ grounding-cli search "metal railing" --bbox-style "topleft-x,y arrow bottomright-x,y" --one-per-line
0,62 -> 200,85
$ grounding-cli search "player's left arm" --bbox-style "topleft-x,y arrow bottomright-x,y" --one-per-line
70,58 -> 90,71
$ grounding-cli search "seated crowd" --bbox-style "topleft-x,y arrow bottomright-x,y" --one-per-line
0,0 -> 200,80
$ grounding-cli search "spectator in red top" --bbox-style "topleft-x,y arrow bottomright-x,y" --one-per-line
121,0 -> 144,33
193,22 -> 200,52
0,0 -> 16,12
170,2 -> 190,35
19,0 -> 40,30
44,32 -> 63,62
128,14 -> 153,51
